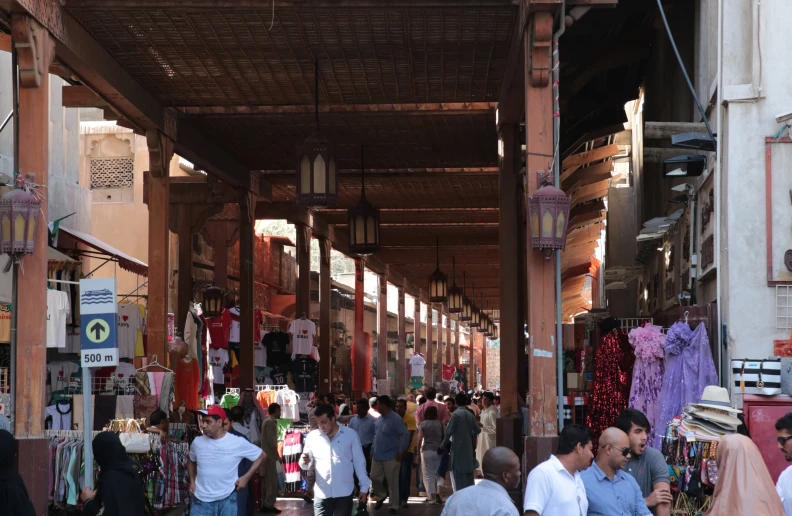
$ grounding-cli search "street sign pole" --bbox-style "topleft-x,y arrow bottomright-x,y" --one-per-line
79,277 -> 119,488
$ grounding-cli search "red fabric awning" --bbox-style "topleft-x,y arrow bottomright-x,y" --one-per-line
58,226 -> 148,277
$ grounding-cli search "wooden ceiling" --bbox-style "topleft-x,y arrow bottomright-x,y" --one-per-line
52,0 -> 658,313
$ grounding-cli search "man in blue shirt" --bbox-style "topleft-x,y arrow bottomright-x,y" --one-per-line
370,395 -> 409,514
581,427 -> 652,516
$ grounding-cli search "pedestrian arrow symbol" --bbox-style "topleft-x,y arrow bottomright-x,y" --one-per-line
86,318 -> 110,344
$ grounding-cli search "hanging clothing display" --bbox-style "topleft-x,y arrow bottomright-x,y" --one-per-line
209,348 -> 229,384
45,400 -> 73,430
0,303 -> 11,343
653,321 -> 718,448
117,303 -> 143,359
174,357 -> 200,410
288,318 -> 316,358
263,331 -> 290,368
282,430 -> 305,494
275,388 -> 300,421
206,309 -> 232,349
46,289 -> 70,349
627,323 -> 665,438
290,356 -> 317,392
586,321 -> 634,448
442,364 -> 456,381
409,353 -> 426,378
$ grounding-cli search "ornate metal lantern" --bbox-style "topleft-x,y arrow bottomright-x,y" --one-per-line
348,147 -> 380,255
447,257 -> 463,313
460,272 -> 473,322
297,59 -> 337,207
428,238 -> 447,303
0,184 -> 41,257
469,289 -> 481,328
202,286 -> 224,318
527,174 -> 571,258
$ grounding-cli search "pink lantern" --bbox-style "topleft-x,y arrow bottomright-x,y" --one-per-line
527,181 -> 571,258
0,187 -> 41,256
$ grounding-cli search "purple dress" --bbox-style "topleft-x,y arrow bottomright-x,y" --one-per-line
628,324 -> 665,438
653,321 -> 718,448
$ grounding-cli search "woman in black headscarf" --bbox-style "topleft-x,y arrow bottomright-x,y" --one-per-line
80,431 -> 146,516
0,429 -> 36,516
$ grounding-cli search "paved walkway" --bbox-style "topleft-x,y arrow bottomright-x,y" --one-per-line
269,495 -> 449,515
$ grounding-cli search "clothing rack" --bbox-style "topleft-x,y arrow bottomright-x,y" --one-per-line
46,429 -> 101,439
226,387 -> 241,394
254,384 -> 288,392
619,318 -> 653,331
47,278 -> 81,286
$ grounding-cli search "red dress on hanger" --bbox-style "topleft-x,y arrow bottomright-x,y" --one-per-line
174,358 -> 200,410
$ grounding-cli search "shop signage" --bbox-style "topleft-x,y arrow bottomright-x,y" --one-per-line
79,278 -> 118,368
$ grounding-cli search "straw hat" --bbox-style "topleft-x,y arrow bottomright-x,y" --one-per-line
688,385 -> 742,414
685,405 -> 742,428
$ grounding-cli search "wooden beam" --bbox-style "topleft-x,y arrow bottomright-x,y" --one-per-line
645,121 -> 707,140
64,0 -> 517,7
379,249 -> 499,265
378,272 -> 388,381
0,32 -> 10,52
496,6 -> 526,129
562,123 -> 626,159
644,147 -> 706,163
566,46 -> 649,96
264,167 -> 500,179
572,189 -> 609,208
181,102 -> 496,116
61,85 -> 107,107
562,160 -> 614,188
321,209 -> 500,226
571,179 -> 610,205
567,170 -> 613,197
562,143 -> 620,169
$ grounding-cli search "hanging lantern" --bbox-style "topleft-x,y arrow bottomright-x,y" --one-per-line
0,184 -> 41,257
297,59 -> 337,208
460,272 -> 473,322
469,289 -> 481,328
447,257 -> 463,313
202,286 -> 224,318
348,146 -> 380,255
527,174 -> 571,259
428,237 -> 448,303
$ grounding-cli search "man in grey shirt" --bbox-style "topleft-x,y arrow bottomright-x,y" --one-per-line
616,409 -> 672,516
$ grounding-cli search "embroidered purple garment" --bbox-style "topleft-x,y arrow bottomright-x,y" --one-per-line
653,321 -> 718,448
628,323 -> 665,439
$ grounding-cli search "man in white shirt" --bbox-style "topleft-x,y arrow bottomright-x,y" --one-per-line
442,446 -> 521,516
300,404 -> 370,516
776,413 -> 792,515
188,405 -> 265,516
523,423 -> 593,516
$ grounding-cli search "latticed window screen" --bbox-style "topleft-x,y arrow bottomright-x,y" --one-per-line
777,286 -> 792,331
90,157 -> 134,189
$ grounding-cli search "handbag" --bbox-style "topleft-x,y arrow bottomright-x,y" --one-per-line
119,419 -> 151,453
731,359 -> 782,395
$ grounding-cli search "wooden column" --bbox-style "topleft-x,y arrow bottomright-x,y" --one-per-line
397,285 -> 406,394
318,238 -> 332,392
177,204 -> 193,334
353,259 -> 366,399
446,316 -> 452,365
482,331 -> 488,390
238,190 -> 255,389
437,313 -> 444,385
524,11 -> 560,458
425,306 -> 434,386
469,329 -> 477,390
455,323 -> 460,368
414,291 -> 422,356
295,223 -> 312,317
146,128 -> 174,364
377,270 -> 388,385
13,20 -> 55,507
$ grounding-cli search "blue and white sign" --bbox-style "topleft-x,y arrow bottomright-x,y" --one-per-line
79,278 -> 118,367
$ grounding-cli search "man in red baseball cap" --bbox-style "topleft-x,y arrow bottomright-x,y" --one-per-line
188,404 -> 266,514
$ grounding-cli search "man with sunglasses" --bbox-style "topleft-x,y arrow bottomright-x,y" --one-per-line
775,412 -> 792,514
581,428 -> 652,516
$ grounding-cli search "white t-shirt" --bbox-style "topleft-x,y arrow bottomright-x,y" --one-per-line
229,307 -> 241,343
523,455 -> 588,516
409,354 -> 426,377
117,303 -> 142,359
111,362 -> 137,390
209,348 -> 229,384
275,389 -> 300,421
288,319 -> 316,358
254,338 -> 267,368
46,290 -> 70,348
777,464 -> 792,515
48,361 -> 79,389
65,327 -> 81,354
45,401 -> 73,430
188,433 -> 263,502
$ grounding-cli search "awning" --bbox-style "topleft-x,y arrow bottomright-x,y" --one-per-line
58,226 -> 148,277
48,247 -> 75,263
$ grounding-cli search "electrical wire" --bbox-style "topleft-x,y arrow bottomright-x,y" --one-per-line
655,0 -> 716,148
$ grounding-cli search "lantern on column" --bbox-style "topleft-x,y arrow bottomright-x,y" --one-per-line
348,146 -> 380,255
469,289 -> 481,328
202,286 -> 224,318
0,184 -> 41,257
296,59 -> 337,208
447,257 -> 463,313
527,173 -> 571,259
460,273 -> 473,322
428,238 -> 447,303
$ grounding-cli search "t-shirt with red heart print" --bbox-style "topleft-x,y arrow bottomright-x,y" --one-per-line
209,348 -> 229,384
47,361 -> 79,390
117,303 -> 143,359
288,318 -> 316,359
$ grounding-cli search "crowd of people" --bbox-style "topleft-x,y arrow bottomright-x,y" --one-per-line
7,388 -> 792,515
